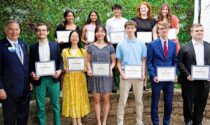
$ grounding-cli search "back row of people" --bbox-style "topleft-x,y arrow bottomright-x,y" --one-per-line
0,2 -> 209,125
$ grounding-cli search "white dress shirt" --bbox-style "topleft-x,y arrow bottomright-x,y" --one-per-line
192,39 -> 204,65
105,16 -> 127,42
39,40 -> 50,61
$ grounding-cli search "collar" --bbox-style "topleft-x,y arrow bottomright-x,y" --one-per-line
113,16 -> 123,20
192,39 -> 203,45
7,37 -> 18,46
126,37 -> 137,43
39,40 -> 49,46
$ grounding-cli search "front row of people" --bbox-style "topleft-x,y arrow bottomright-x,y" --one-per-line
0,20 -> 209,125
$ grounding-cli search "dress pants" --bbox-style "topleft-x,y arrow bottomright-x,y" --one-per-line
181,81 -> 209,125
151,82 -> 174,125
117,78 -> 144,125
35,77 -> 60,125
2,93 -> 30,125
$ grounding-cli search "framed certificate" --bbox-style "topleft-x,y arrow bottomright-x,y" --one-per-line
157,66 -> 176,82
191,65 -> 210,80
92,62 -> 110,76
56,31 -> 72,43
86,30 -> 95,43
137,32 -> 152,43
67,57 -> 85,71
110,31 -> 125,44
124,65 -> 142,79
168,28 -> 177,39
35,61 -> 56,76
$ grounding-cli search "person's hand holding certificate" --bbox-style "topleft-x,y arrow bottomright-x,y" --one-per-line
191,65 -> 210,80
56,31 -> 72,43
92,63 -> 110,76
157,66 -> 176,82
124,65 -> 142,79
67,57 -> 85,71
110,31 -> 125,44
35,61 -> 56,76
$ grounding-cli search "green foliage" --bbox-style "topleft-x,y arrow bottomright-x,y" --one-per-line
0,0 -> 194,45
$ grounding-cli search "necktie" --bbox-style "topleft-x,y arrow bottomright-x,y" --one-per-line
164,40 -> 168,58
14,43 -> 22,63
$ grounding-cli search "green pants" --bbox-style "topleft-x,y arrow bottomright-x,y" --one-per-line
35,77 -> 60,125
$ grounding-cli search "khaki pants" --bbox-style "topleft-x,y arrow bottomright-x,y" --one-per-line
117,78 -> 144,125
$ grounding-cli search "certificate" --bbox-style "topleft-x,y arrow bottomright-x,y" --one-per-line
67,57 -> 85,71
157,66 -> 176,81
124,65 -> 142,79
137,32 -> 152,43
56,31 -> 71,43
86,30 -> 95,43
110,31 -> 125,44
35,61 -> 56,76
92,63 -> 109,76
191,65 -> 210,80
168,28 -> 177,39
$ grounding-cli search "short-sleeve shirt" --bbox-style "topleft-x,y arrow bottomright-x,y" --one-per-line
116,38 -> 147,69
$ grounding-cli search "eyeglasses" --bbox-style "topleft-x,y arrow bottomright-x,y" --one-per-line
36,29 -> 47,32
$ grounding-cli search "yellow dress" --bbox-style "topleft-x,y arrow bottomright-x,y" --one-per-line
62,48 -> 90,118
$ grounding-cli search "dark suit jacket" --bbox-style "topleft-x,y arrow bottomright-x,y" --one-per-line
0,38 -> 30,97
147,38 -> 177,81
178,41 -> 210,87
29,41 -> 63,85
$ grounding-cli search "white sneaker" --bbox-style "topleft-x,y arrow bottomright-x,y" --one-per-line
136,121 -> 144,125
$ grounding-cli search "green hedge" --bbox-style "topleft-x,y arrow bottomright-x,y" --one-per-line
0,0 -> 194,45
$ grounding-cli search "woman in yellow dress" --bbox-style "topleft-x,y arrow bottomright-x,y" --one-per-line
62,30 -> 90,125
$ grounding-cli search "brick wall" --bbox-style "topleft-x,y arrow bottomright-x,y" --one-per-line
0,90 -> 210,125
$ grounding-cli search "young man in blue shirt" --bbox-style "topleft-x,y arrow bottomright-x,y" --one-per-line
116,20 -> 147,125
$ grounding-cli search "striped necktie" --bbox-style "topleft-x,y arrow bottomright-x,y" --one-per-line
14,43 -> 22,63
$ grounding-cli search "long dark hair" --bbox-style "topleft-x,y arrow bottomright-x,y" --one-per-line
63,10 -> 75,26
68,30 -> 83,55
94,25 -> 109,43
85,10 -> 101,26
157,3 -> 173,26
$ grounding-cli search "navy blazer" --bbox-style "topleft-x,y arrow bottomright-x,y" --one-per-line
0,38 -> 30,97
29,41 -> 63,85
147,38 -> 177,81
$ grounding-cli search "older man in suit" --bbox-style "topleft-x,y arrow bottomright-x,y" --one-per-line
178,23 -> 210,125
147,22 -> 177,125
0,20 -> 32,125
29,23 -> 62,125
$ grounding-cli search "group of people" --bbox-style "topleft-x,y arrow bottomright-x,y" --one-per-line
0,2 -> 209,125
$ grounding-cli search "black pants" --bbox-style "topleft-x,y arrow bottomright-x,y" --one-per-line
2,93 -> 30,125
181,82 -> 209,125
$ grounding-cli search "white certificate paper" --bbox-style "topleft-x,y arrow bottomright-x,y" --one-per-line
110,31 -> 125,44
191,65 -> 210,80
56,31 -> 71,43
168,28 -> 177,39
137,32 -> 152,43
157,67 -> 176,82
67,57 -> 85,71
92,63 -> 109,76
35,61 -> 56,76
125,65 -> 142,79
86,30 -> 95,43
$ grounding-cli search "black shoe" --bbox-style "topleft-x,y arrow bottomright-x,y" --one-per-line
185,121 -> 192,125
143,86 -> 149,91
112,89 -> 117,93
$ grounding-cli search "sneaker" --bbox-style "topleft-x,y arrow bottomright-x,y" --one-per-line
136,121 -> 144,125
